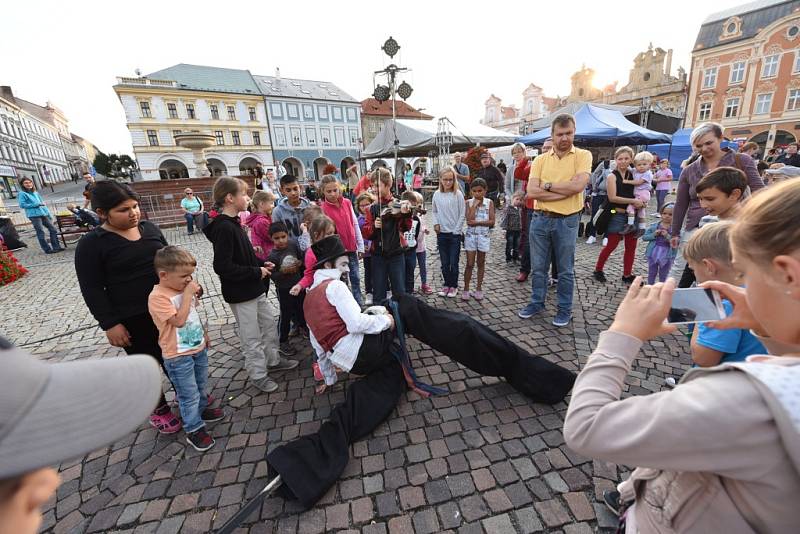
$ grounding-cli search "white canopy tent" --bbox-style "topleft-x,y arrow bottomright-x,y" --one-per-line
362,118 -> 517,159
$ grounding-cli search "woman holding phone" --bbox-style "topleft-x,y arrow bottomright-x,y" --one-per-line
564,179 -> 800,533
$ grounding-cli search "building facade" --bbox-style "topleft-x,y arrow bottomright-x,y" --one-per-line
481,84 -> 561,134
360,98 -> 433,149
253,74 -> 361,181
15,99 -> 70,186
0,88 -> 37,197
606,45 -> 688,114
686,0 -> 800,149
114,64 -> 274,181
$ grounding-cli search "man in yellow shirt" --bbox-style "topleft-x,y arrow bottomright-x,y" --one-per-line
519,114 -> 591,326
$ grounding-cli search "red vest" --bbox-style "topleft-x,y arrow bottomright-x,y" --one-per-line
303,279 -> 348,352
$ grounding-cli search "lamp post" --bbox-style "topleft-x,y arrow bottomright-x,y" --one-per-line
435,118 -> 453,178
372,36 -> 413,194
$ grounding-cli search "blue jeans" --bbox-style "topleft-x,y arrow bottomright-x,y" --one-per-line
528,211 -> 580,314
163,348 -> 209,433
371,253 -> 405,303
437,232 -> 461,288
184,212 -> 208,234
656,189 -> 669,213
30,216 -> 61,252
347,252 -> 363,306
416,251 -> 428,285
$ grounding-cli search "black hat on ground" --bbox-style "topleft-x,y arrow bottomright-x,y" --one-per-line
312,235 -> 348,269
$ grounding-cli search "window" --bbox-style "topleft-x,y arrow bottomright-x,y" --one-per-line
762,54 -> 779,78
232,131 -> 241,145
698,102 -> 712,121
167,103 -> 178,119
321,127 -> 331,146
210,105 -> 219,120
275,127 -> 286,146
306,128 -> 317,146
794,51 -> 800,73
349,129 -> 358,146
724,98 -> 740,118
186,103 -> 196,119
215,130 -> 224,145
140,101 -> 151,118
702,67 -> 717,88
755,93 -> 773,114
147,130 -> 159,146
788,89 -> 800,110
290,127 -> 302,146
173,130 -> 181,143
730,61 -> 745,84
227,105 -> 236,120
252,131 -> 261,145
249,107 -> 257,121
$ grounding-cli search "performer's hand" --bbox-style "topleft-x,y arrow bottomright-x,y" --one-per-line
609,278 -> 676,342
106,324 -> 131,348
289,284 -> 302,296
315,383 -> 327,395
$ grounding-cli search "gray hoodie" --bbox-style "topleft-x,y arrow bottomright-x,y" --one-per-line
272,196 -> 312,238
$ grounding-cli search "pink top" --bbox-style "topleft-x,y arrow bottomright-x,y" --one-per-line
321,197 -> 357,252
298,248 -> 317,289
415,219 -> 427,253
413,174 -> 423,189
245,212 -> 273,262
655,168 -> 673,191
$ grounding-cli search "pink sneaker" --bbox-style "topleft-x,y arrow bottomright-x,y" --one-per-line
149,405 -> 182,434
313,361 -> 323,382
461,291 -> 471,301
438,287 -> 450,297
420,284 -> 434,295
473,290 -> 484,300
447,287 -> 458,298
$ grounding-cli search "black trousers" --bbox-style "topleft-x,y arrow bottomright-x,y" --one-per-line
119,313 -> 170,407
276,287 -> 306,342
505,230 -> 520,260
679,264 -> 696,288
267,293 -> 576,509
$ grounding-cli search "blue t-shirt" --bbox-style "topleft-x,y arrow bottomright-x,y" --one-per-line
696,300 -> 766,363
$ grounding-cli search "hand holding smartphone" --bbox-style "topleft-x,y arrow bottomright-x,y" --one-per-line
667,288 -> 726,324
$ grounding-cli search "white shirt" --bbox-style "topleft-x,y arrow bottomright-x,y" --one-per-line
308,269 -> 392,385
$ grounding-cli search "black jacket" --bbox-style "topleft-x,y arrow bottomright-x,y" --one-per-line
267,239 -> 304,289
75,221 -> 167,330
203,214 -> 265,303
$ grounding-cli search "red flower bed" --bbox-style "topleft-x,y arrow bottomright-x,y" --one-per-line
0,246 -> 27,286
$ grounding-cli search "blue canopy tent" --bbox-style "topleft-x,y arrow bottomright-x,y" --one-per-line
517,103 -> 672,147
647,128 -> 737,180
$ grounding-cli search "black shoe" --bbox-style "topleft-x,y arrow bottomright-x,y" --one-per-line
593,270 -> 607,283
186,428 -> 215,451
621,275 -> 636,285
603,490 -> 623,516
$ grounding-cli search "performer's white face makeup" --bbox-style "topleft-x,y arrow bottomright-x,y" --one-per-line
333,256 -> 350,277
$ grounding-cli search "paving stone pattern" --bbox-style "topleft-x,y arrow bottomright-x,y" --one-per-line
1,213 -> 691,533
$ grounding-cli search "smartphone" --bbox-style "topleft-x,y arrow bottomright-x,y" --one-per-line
667,287 -> 726,324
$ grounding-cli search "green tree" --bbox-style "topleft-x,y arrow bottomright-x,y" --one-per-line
93,151 -> 110,175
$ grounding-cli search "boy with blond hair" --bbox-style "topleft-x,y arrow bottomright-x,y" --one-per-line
148,246 -> 223,451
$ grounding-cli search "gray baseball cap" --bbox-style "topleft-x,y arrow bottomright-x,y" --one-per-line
0,340 -> 162,478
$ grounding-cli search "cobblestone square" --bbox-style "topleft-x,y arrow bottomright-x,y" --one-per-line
1,217 -> 690,534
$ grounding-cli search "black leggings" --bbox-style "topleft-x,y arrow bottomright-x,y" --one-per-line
119,313 -> 170,408
267,294 -> 576,509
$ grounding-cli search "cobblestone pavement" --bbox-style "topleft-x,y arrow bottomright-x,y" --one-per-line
1,214 -> 691,534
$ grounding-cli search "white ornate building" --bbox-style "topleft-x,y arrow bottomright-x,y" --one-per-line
114,64 -> 274,180
15,98 -> 71,185
0,87 -> 37,196
481,84 -> 562,134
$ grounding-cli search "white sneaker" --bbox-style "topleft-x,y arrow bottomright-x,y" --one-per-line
364,293 -> 373,306
438,287 -> 450,297
446,287 -> 458,298
585,236 -> 596,244
602,237 -> 608,247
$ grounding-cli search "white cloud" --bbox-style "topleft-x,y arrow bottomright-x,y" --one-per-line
3,0 -> 744,156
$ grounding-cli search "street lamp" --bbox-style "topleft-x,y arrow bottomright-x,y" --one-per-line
435,118 -> 453,177
372,36 -> 414,193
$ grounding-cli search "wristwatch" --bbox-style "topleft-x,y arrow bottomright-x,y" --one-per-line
543,182 -> 552,191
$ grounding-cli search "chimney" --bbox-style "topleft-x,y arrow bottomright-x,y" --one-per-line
0,86 -> 14,103
665,49 -> 673,77
275,67 -> 281,79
